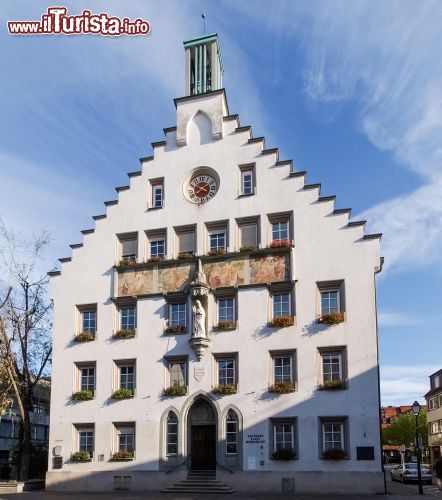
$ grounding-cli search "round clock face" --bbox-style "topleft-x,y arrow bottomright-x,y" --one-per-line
187,174 -> 218,204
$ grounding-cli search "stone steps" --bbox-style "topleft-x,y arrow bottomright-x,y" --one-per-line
161,471 -> 235,494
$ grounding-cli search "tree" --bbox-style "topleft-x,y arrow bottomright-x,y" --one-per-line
382,410 -> 428,448
0,222 -> 52,481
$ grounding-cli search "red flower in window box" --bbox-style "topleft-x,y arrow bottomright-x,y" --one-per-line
269,240 -> 292,248
318,312 -> 345,325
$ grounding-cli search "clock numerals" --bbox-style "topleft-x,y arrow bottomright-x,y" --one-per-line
187,173 -> 218,204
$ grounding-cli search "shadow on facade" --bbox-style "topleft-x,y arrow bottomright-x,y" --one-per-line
46,365 -> 385,494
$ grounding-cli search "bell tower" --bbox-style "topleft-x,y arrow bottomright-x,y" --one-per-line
184,34 -> 223,96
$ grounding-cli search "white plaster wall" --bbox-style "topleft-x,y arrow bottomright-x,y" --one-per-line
48,91 -> 383,490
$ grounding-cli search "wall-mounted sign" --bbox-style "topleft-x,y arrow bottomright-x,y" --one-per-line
194,367 -> 205,382
246,433 -> 265,444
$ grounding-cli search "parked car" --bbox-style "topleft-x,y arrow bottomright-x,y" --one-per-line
391,463 -> 432,484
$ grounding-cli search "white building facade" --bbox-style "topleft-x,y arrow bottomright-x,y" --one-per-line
47,34 -> 384,494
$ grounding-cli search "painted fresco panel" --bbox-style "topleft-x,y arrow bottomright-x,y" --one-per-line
158,264 -> 194,293
118,270 -> 154,296
203,260 -> 245,289
249,254 -> 288,284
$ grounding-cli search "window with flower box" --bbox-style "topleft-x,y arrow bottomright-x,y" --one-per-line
73,424 -> 95,459
237,216 -> 259,251
317,280 -> 345,324
146,229 -> 167,261
318,346 -> 347,390
118,233 -> 138,264
270,418 -> 297,460
319,417 -> 349,459
175,225 -> 196,258
206,220 -> 228,255
268,212 -> 292,247
113,423 -> 135,458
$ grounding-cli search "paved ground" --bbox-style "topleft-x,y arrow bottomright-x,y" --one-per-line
0,468 -> 440,500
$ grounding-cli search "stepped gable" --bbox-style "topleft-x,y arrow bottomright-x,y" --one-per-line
50,90 -> 382,276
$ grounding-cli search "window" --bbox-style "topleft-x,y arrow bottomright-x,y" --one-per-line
317,281 -> 345,318
119,364 -> 135,391
272,221 -> 289,242
75,425 -> 94,458
169,303 -> 186,327
271,352 -> 295,384
166,412 -> 178,455
210,232 -> 225,253
146,229 -> 167,260
115,424 -> 135,453
79,365 -> 95,393
429,397 -> 439,410
238,221 -> 258,249
175,226 -> 196,257
32,398 -> 49,414
273,422 -> 294,452
151,239 -> 165,258
430,421 -> 439,434
168,359 -> 187,388
216,356 -> 236,386
150,179 -> 164,209
218,297 -> 234,323
273,293 -> 290,318
118,233 -> 138,263
321,420 -> 345,453
225,409 -> 238,454
439,394 -> 442,407
239,165 -> 255,196
77,304 -> 97,336
318,347 -> 347,386
120,306 -> 136,330
206,220 -> 228,254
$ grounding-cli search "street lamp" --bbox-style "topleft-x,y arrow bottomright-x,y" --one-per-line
412,400 -> 423,495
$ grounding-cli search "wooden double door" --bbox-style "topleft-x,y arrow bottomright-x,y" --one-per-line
191,424 -> 216,470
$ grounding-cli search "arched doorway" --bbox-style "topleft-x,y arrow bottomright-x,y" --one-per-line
187,397 -> 217,470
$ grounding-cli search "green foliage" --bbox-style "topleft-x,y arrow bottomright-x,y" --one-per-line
322,448 -> 346,460
239,245 -> 258,253
212,384 -> 237,395
213,321 -> 236,331
319,379 -> 347,391
270,316 -> 294,328
269,381 -> 296,394
118,258 -> 136,267
381,410 -> 428,448
147,256 -> 163,263
74,332 -> 94,342
112,450 -> 134,460
207,249 -> 225,256
70,450 -> 91,462
319,312 -> 345,325
177,252 -> 194,260
164,325 -> 186,334
272,448 -> 296,460
163,385 -> 187,397
112,388 -> 134,400
72,390 -> 94,401
113,329 -> 135,339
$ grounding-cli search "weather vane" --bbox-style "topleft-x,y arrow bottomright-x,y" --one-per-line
202,13 -> 206,36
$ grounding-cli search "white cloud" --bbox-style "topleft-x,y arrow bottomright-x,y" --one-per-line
230,0 -> 442,273
380,365 -> 439,406
378,311 -> 419,328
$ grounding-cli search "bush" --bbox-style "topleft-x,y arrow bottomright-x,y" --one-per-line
319,312 -> 345,325
163,385 -> 187,397
112,388 -> 134,399
74,332 -> 94,342
269,381 -> 296,394
213,321 -> 236,331
147,256 -> 163,263
272,448 -> 296,460
208,249 -> 225,256
112,450 -> 134,460
319,379 -> 347,391
212,384 -> 237,395
118,258 -> 136,267
72,390 -> 94,401
322,448 -> 346,460
270,316 -> 294,328
239,245 -> 258,253
71,450 -> 91,462
269,240 -> 292,248
114,329 -> 135,339
164,325 -> 186,334
177,252 -> 194,260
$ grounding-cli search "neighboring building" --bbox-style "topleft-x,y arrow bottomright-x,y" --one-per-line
46,34 -> 384,494
426,369 -> 442,462
0,380 -> 50,479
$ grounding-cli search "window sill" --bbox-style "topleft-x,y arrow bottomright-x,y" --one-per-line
316,312 -> 345,325
164,326 -> 187,335
268,316 -> 295,328
212,322 -> 237,331
148,206 -> 163,211
110,457 -> 135,462
238,193 -> 254,198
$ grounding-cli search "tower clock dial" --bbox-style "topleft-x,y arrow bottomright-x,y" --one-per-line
187,174 -> 218,204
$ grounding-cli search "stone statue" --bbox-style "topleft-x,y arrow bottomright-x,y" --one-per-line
192,300 -> 206,338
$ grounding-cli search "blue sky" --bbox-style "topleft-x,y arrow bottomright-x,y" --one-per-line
0,0 -> 440,405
